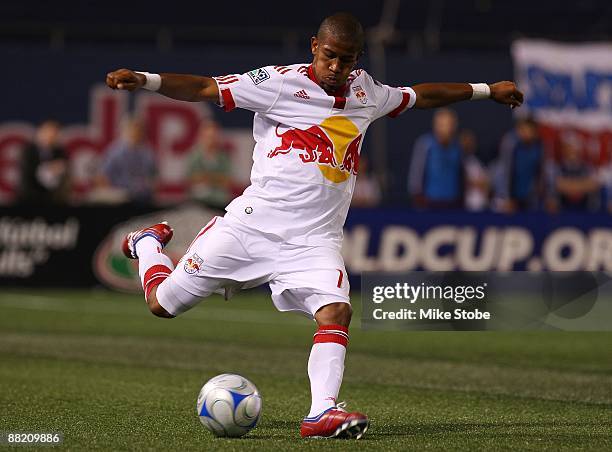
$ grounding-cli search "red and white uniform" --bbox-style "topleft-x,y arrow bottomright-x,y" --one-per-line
155,64 -> 415,318
215,64 -> 415,249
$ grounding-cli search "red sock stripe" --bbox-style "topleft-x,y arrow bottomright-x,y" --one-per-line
313,333 -> 348,347
313,324 -> 349,347
143,265 -> 171,297
145,275 -> 168,298
143,265 -> 171,285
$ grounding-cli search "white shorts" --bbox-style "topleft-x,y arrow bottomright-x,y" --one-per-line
156,213 -> 350,319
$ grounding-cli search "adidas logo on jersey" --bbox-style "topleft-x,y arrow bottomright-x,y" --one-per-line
294,89 -> 310,100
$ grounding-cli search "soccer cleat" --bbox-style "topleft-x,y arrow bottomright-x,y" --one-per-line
300,402 -> 369,439
122,221 -> 174,259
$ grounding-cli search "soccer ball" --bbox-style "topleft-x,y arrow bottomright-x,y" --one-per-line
196,373 -> 262,437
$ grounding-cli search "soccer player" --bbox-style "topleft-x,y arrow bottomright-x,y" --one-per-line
106,12 -> 523,439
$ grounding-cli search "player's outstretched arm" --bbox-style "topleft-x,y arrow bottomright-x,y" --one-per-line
411,81 -> 523,109
106,69 -> 219,102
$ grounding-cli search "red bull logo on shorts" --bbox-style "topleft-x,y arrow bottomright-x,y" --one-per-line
268,116 -> 362,183
184,253 -> 203,275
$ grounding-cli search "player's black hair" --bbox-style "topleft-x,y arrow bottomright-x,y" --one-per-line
317,12 -> 365,52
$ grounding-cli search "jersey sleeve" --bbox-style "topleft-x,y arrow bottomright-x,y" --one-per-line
213,67 -> 283,114
364,72 -> 417,119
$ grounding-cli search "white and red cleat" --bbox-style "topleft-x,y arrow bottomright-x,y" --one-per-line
122,221 -> 174,259
300,402 -> 369,439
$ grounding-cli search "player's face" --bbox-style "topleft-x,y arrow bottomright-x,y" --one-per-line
517,122 -> 537,143
36,121 -> 60,148
433,111 -> 457,145
311,35 -> 361,93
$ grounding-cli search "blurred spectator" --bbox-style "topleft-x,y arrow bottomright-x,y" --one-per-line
460,129 -> 489,211
187,120 -> 233,207
493,117 -> 545,212
600,164 -> 612,213
18,120 -> 70,204
409,108 -> 463,209
96,118 -> 156,204
352,155 -> 381,207
546,133 -> 600,212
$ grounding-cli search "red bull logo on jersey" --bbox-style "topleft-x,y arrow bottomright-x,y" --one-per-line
268,116 -> 362,183
352,85 -> 368,104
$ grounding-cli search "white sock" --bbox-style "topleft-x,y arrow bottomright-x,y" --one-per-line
135,236 -> 162,257
306,325 -> 349,418
135,236 -> 174,299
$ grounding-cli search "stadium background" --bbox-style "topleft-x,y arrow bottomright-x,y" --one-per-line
1,1 -> 611,450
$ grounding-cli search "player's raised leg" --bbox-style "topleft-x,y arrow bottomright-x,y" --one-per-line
122,222 -> 175,318
300,301 -> 369,439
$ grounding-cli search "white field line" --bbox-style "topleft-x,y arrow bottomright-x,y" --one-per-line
0,294 -> 313,326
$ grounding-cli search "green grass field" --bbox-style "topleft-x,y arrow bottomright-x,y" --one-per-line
0,289 -> 611,451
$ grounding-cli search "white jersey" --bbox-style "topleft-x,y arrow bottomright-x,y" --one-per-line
213,64 -> 416,249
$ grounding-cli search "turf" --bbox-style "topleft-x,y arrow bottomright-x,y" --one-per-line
0,289 -> 610,451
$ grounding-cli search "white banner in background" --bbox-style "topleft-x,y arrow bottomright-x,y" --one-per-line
512,39 -> 612,131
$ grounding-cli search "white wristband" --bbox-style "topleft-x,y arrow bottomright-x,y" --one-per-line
135,71 -> 162,91
469,83 -> 491,100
